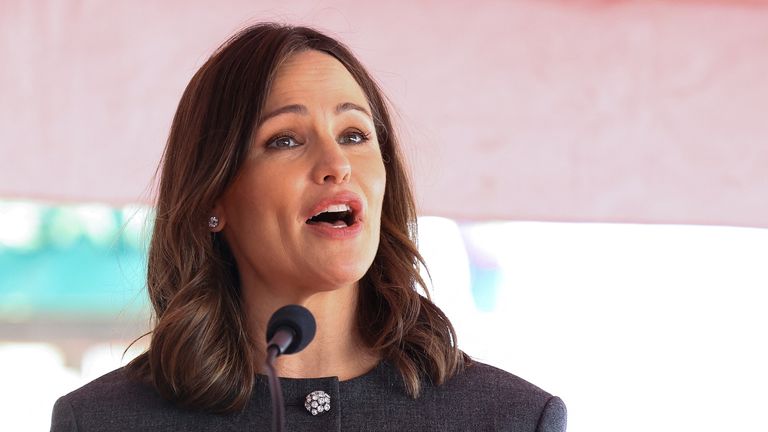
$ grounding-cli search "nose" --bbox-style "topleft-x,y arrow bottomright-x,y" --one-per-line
311,136 -> 351,185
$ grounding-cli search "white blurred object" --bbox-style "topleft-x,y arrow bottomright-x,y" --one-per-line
416,216 -> 486,355
0,343 -> 79,432
0,202 -> 42,250
0,341 -> 147,432
460,222 -> 768,432
81,342 -> 145,382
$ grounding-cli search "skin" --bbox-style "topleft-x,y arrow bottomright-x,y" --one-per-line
212,50 -> 385,379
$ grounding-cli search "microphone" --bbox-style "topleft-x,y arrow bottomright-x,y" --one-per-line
264,305 -> 316,432
266,304 -> 317,355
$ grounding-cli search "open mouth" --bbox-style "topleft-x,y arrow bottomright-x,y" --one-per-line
305,203 -> 357,228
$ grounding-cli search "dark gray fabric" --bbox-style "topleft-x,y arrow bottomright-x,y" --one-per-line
50,360 -> 566,431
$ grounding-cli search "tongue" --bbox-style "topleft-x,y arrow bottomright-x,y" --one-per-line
313,219 -> 348,227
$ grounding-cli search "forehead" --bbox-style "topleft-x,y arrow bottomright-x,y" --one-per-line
265,50 -> 369,109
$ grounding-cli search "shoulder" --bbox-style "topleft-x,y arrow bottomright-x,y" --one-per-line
451,360 -> 547,393
54,367 -> 164,412
355,360 -> 565,431
452,360 -> 561,403
429,359 -> 567,432
52,368 -> 152,431
51,367 -> 203,432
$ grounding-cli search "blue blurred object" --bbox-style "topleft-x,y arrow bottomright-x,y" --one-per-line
0,201 -> 150,319
460,223 -> 503,312
468,265 -> 502,312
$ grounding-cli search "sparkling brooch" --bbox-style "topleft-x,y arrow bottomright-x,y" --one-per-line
304,390 -> 331,416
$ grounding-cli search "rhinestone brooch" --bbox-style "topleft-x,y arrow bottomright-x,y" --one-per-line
304,390 -> 331,416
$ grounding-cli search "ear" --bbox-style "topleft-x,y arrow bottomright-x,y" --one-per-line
208,203 -> 226,233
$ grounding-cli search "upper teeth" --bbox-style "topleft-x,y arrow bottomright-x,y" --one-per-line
314,203 -> 350,216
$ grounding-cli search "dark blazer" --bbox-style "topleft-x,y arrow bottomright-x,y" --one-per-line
51,360 -> 566,431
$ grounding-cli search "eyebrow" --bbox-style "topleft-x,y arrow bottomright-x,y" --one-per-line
335,102 -> 371,118
259,102 -> 372,123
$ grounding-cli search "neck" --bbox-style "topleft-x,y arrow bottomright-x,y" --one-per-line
244,281 -> 380,380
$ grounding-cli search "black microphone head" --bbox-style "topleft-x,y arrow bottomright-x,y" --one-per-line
266,304 -> 316,355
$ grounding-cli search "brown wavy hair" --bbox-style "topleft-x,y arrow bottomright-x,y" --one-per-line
127,22 -> 469,413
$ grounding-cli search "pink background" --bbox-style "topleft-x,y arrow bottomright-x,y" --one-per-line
2,0 -> 767,226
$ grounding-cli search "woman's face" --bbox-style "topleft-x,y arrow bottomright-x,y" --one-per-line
217,50 -> 386,297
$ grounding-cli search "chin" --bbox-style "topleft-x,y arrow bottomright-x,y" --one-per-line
310,262 -> 370,291
322,271 -> 368,290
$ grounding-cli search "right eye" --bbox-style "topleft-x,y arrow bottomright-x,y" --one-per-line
267,134 -> 302,149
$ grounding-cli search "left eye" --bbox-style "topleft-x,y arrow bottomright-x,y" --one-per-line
338,131 -> 369,145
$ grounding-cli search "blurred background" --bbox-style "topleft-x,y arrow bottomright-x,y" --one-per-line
1,1 -> 767,431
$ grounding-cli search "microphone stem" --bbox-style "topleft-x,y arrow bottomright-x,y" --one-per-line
264,345 -> 285,432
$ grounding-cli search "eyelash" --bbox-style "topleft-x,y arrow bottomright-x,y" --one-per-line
266,131 -> 302,149
340,130 -> 372,145
265,130 -> 372,149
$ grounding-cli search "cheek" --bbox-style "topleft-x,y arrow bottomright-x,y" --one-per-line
361,153 -> 387,203
372,162 -> 387,211
225,164 -> 302,227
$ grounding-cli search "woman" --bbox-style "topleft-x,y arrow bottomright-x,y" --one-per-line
51,23 -> 566,431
